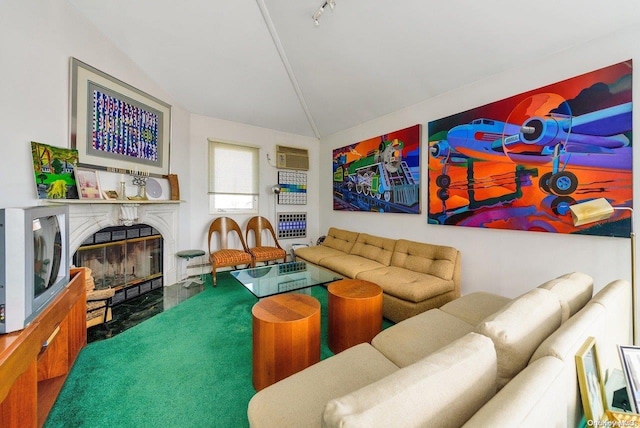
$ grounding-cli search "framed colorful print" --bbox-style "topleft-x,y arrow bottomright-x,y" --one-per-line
332,124 -> 421,214
70,57 -> 171,176
576,337 -> 607,424
428,60 -> 632,237
31,141 -> 79,199
75,167 -> 104,200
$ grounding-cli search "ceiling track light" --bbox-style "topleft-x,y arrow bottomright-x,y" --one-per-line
313,0 -> 335,27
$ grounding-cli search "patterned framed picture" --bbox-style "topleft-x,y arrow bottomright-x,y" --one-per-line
70,58 -> 171,176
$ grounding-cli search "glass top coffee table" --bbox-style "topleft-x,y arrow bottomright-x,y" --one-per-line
231,261 -> 343,298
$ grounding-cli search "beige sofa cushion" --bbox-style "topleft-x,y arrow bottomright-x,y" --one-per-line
295,245 -> 346,265
323,333 -> 497,428
462,356 -> 566,428
528,303 -> 606,427
321,227 -> 359,253
475,288 -> 562,389
583,279 -> 632,372
538,272 -> 593,322
371,308 -> 475,367
440,292 -> 512,326
348,233 -> 396,266
357,266 -> 454,302
320,255 -> 386,278
247,343 -> 398,428
390,239 -> 458,280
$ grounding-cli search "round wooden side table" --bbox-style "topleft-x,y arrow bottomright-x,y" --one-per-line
251,293 -> 321,391
328,279 -> 383,354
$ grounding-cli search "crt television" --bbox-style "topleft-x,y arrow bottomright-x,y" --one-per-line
0,205 -> 70,334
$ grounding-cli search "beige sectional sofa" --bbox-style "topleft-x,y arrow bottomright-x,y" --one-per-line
294,228 -> 461,322
247,272 -> 633,427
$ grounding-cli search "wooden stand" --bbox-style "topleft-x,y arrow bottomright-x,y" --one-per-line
0,268 -> 87,427
328,279 -> 383,354
252,293 -> 320,391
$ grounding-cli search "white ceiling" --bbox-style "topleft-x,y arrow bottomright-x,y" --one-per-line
66,0 -> 640,139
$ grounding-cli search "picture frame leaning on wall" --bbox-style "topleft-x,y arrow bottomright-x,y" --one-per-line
576,336 -> 608,424
576,337 -> 640,425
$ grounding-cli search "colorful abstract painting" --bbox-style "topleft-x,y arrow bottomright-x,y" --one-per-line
333,125 -> 420,214
91,86 -> 160,162
428,61 -> 632,237
31,141 -> 79,199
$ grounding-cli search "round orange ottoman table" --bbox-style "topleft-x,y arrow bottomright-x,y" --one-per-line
328,279 -> 383,354
251,293 -> 321,391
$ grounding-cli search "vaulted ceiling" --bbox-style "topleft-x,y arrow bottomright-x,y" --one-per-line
66,0 -> 640,139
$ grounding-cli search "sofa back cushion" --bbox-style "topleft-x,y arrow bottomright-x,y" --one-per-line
390,239 -> 458,280
537,272 -> 593,322
322,332 -> 497,428
528,302 -> 606,427
348,233 -> 396,266
322,228 -> 359,254
475,288 -> 562,389
462,356 -> 566,428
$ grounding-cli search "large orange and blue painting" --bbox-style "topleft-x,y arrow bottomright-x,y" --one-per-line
333,125 -> 421,214
428,60 -> 632,237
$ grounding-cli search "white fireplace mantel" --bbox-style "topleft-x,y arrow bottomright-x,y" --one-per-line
45,200 -> 182,286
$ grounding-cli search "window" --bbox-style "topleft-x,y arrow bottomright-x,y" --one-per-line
208,140 -> 259,214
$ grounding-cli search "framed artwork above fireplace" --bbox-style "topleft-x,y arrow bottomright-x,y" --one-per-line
69,57 -> 171,176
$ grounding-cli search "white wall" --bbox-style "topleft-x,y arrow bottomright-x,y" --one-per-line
320,25 -> 640,297
0,0 -> 192,252
1,0 -> 637,298
189,114 -> 319,256
0,0 -> 321,269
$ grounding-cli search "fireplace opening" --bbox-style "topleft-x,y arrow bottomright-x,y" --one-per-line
74,224 -> 163,305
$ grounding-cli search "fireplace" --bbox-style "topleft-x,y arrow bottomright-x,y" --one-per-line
74,224 -> 163,304
62,201 -> 180,287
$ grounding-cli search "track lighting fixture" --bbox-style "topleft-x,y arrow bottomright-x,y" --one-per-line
313,0 -> 336,27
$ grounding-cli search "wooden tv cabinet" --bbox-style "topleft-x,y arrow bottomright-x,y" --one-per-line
0,268 -> 87,428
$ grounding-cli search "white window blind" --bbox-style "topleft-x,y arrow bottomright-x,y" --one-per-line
208,140 -> 259,213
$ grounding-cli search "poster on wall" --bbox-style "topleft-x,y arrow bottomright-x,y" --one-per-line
333,125 -> 420,214
428,60 -> 632,237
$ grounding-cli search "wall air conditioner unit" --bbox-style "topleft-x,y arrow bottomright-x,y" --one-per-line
276,145 -> 309,170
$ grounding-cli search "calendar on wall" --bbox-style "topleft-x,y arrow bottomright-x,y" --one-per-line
277,212 -> 307,239
277,171 -> 307,205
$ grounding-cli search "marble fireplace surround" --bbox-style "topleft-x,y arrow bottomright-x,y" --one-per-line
57,201 -> 181,286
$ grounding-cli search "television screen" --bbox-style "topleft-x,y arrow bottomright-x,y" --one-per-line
32,215 -> 63,298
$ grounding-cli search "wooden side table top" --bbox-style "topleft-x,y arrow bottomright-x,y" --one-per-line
328,279 -> 383,299
252,293 -> 320,323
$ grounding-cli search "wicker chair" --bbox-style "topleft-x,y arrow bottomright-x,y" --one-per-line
245,216 -> 287,267
207,217 -> 252,286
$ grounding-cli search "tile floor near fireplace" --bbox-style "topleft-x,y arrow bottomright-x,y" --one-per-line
87,280 -> 206,343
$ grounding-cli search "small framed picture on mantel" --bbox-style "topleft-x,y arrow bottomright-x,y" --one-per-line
75,167 -> 103,200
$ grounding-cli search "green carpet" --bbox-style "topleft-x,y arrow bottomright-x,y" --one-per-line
46,273 -> 389,427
